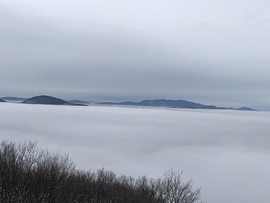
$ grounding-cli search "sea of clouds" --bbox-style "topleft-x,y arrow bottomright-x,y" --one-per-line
1,102 -> 270,203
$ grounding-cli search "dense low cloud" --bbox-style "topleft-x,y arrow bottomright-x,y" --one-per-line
1,1 -> 270,110
1,103 -> 270,203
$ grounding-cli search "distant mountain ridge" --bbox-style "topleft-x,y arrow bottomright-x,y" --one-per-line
0,95 -> 256,111
99,99 -> 256,111
0,97 -> 26,102
235,107 -> 255,111
22,95 -> 86,106
68,100 -> 90,105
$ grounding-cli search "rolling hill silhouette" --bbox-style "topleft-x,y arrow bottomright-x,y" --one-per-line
99,99 -> 256,111
23,95 -> 69,105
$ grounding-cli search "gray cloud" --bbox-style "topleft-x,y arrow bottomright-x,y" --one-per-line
1,1 -> 270,109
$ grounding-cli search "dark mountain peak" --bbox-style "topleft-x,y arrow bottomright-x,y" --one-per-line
235,107 -> 256,111
23,95 -> 69,105
0,99 -> 6,102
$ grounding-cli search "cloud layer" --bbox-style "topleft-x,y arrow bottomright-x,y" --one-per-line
1,103 -> 270,203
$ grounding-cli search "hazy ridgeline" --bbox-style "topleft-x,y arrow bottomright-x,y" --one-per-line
0,141 -> 201,203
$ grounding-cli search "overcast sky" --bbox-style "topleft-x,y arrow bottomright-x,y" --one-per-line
1,0 -> 270,110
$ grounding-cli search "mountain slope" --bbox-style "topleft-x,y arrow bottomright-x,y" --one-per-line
99,99 -> 256,111
23,95 -> 69,105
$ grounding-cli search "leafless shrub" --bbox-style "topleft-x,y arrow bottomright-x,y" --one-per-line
156,169 -> 202,203
0,141 -> 203,203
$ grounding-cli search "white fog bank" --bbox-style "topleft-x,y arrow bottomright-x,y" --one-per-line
0,103 -> 270,203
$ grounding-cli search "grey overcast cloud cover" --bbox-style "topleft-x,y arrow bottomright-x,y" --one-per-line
1,0 -> 270,109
